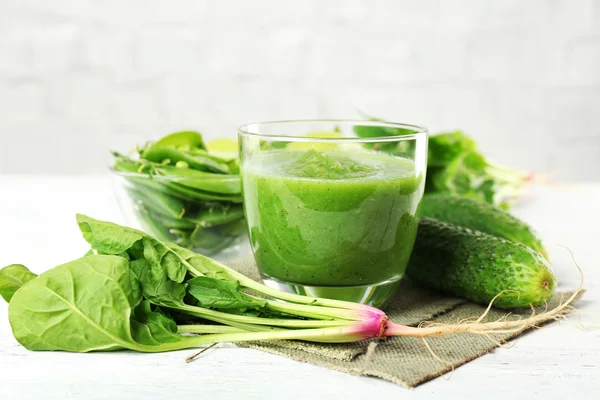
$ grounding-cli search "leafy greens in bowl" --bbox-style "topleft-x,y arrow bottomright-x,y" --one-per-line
111,131 -> 246,256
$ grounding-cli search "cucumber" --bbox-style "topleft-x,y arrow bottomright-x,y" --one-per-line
420,194 -> 549,259
406,218 -> 556,309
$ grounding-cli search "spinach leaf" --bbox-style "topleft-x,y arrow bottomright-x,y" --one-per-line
0,264 -> 38,302
78,214 -> 144,254
7,255 -> 205,352
187,276 -> 267,312
9,255 -> 142,352
77,215 -> 248,308
128,259 -> 186,306
130,301 -> 182,345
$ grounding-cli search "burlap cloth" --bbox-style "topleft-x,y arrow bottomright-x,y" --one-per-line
226,257 -> 578,388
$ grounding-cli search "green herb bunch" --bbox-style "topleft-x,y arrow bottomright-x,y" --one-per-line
354,115 -> 531,209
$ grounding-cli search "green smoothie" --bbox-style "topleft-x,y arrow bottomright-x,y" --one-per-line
242,149 -> 423,288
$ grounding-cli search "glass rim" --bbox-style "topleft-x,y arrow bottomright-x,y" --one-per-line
237,119 -> 428,143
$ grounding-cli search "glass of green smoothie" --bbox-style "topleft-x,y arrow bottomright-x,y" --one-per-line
239,120 -> 428,308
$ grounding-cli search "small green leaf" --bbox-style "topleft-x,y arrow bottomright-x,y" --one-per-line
187,276 -> 267,312
8,255 -> 142,352
128,259 -> 186,306
77,214 -> 144,255
8,255 -> 201,353
130,301 -> 182,345
163,252 -> 187,283
0,264 -> 38,302
142,237 -> 164,271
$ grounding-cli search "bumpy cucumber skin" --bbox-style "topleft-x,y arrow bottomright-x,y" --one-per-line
407,218 -> 556,309
420,194 -> 549,260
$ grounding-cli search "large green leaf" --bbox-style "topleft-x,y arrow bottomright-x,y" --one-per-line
8,255 -> 204,352
9,255 -> 142,352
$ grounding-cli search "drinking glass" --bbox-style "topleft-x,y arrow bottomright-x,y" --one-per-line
239,120 -> 427,307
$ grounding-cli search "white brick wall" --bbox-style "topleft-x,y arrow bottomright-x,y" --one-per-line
0,0 -> 599,180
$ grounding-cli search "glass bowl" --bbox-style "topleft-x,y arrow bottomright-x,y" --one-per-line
110,167 -> 248,259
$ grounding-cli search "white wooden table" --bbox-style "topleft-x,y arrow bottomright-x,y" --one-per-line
1,175 -> 599,399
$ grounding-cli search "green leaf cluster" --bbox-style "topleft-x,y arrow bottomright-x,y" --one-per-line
1,215 -> 367,353
354,116 -> 529,209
